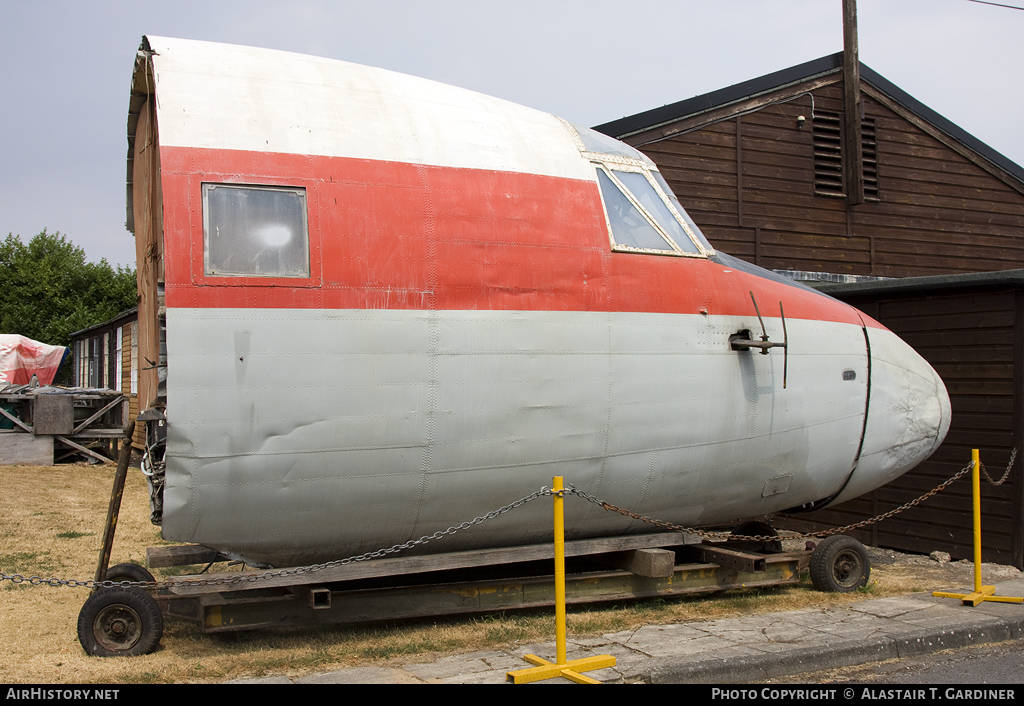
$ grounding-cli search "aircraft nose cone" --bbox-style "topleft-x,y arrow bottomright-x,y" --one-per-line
831,327 -> 951,505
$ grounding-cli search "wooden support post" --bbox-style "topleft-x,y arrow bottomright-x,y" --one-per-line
93,421 -> 135,590
1014,291 -> 1024,569
736,115 -> 744,228
843,0 -> 865,206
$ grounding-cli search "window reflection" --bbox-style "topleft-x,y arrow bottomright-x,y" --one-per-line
596,170 -> 674,252
613,171 -> 699,254
203,184 -> 310,277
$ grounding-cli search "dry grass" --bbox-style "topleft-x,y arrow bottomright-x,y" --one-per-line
0,462 -> 967,684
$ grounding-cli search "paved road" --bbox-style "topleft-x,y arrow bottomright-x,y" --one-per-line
764,638 -> 1024,684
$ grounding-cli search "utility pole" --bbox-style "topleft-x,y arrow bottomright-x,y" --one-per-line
843,0 -> 865,205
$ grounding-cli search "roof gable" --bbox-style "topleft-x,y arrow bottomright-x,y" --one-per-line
594,52 -> 1024,190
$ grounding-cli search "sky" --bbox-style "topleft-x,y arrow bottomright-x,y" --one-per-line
1,0 -> 1021,268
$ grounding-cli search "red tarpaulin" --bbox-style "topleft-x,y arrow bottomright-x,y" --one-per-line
0,335 -> 69,386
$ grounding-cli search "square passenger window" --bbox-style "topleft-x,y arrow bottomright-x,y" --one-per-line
203,184 -> 310,278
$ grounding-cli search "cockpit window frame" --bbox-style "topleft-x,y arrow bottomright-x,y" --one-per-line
594,163 -> 686,256
559,119 -> 714,259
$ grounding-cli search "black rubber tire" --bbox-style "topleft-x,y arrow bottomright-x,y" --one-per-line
104,563 -> 155,586
731,520 -> 783,553
77,587 -> 163,657
809,535 -> 871,593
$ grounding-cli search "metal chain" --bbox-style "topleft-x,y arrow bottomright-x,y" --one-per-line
4,453 -> 1013,590
980,448 -> 1017,487
0,487 -> 554,590
564,458 -> 984,543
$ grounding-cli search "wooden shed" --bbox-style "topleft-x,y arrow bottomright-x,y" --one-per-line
69,307 -> 142,449
595,52 -> 1024,279
596,53 -> 1024,566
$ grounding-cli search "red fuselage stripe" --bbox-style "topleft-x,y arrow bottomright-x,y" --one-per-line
158,146 -> 868,327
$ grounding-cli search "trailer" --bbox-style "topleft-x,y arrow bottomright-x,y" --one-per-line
77,522 -> 870,657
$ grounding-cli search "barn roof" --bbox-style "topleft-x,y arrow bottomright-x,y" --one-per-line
593,52 -> 1024,188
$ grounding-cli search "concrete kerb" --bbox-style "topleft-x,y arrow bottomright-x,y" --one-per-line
227,580 -> 1024,684
894,621 -> 1014,657
627,594 -> 1024,684
631,638 -> 899,684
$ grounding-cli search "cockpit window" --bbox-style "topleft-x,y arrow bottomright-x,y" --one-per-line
561,119 -> 713,258
612,170 -> 700,254
651,171 -> 715,253
597,169 -> 676,252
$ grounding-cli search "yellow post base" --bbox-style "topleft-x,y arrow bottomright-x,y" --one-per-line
506,653 -> 617,684
506,477 -> 616,684
933,585 -> 1024,607
930,451 -> 1023,608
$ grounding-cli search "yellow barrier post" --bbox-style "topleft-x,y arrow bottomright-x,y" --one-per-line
506,477 -> 617,684
933,449 -> 1022,607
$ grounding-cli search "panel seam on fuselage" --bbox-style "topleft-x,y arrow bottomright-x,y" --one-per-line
821,321 -> 873,506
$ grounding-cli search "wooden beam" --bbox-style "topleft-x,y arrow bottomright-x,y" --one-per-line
611,548 -> 676,578
178,555 -> 806,633
166,532 -> 697,596
1013,290 -> 1024,569
860,83 -> 1024,199
73,394 -> 125,434
134,95 -> 164,413
54,435 -> 113,464
736,115 -> 744,228
0,405 -> 32,433
843,0 -> 865,206
94,422 -> 136,586
695,545 -> 767,573
625,76 -> 841,148
147,545 -> 230,568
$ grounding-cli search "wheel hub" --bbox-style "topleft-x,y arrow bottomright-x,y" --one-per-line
94,605 -> 142,651
832,550 -> 863,588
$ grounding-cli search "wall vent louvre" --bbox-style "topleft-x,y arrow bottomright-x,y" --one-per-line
813,112 -> 845,197
861,117 -> 879,200
813,111 -> 880,201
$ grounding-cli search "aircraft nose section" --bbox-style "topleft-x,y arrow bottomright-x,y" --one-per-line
830,327 -> 951,505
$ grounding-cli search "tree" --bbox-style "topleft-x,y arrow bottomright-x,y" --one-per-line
0,230 -> 137,348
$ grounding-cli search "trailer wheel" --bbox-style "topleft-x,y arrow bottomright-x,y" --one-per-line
77,587 -> 163,657
104,563 -> 155,586
810,535 -> 870,593
731,520 -> 783,553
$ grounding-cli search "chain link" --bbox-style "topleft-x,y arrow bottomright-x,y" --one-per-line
0,487 -> 554,590
567,451 -> 1017,543
980,448 -> 1017,487
4,453 -> 1016,590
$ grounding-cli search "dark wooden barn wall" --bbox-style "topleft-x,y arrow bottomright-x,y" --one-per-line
635,82 -> 1024,279
780,289 -> 1022,568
